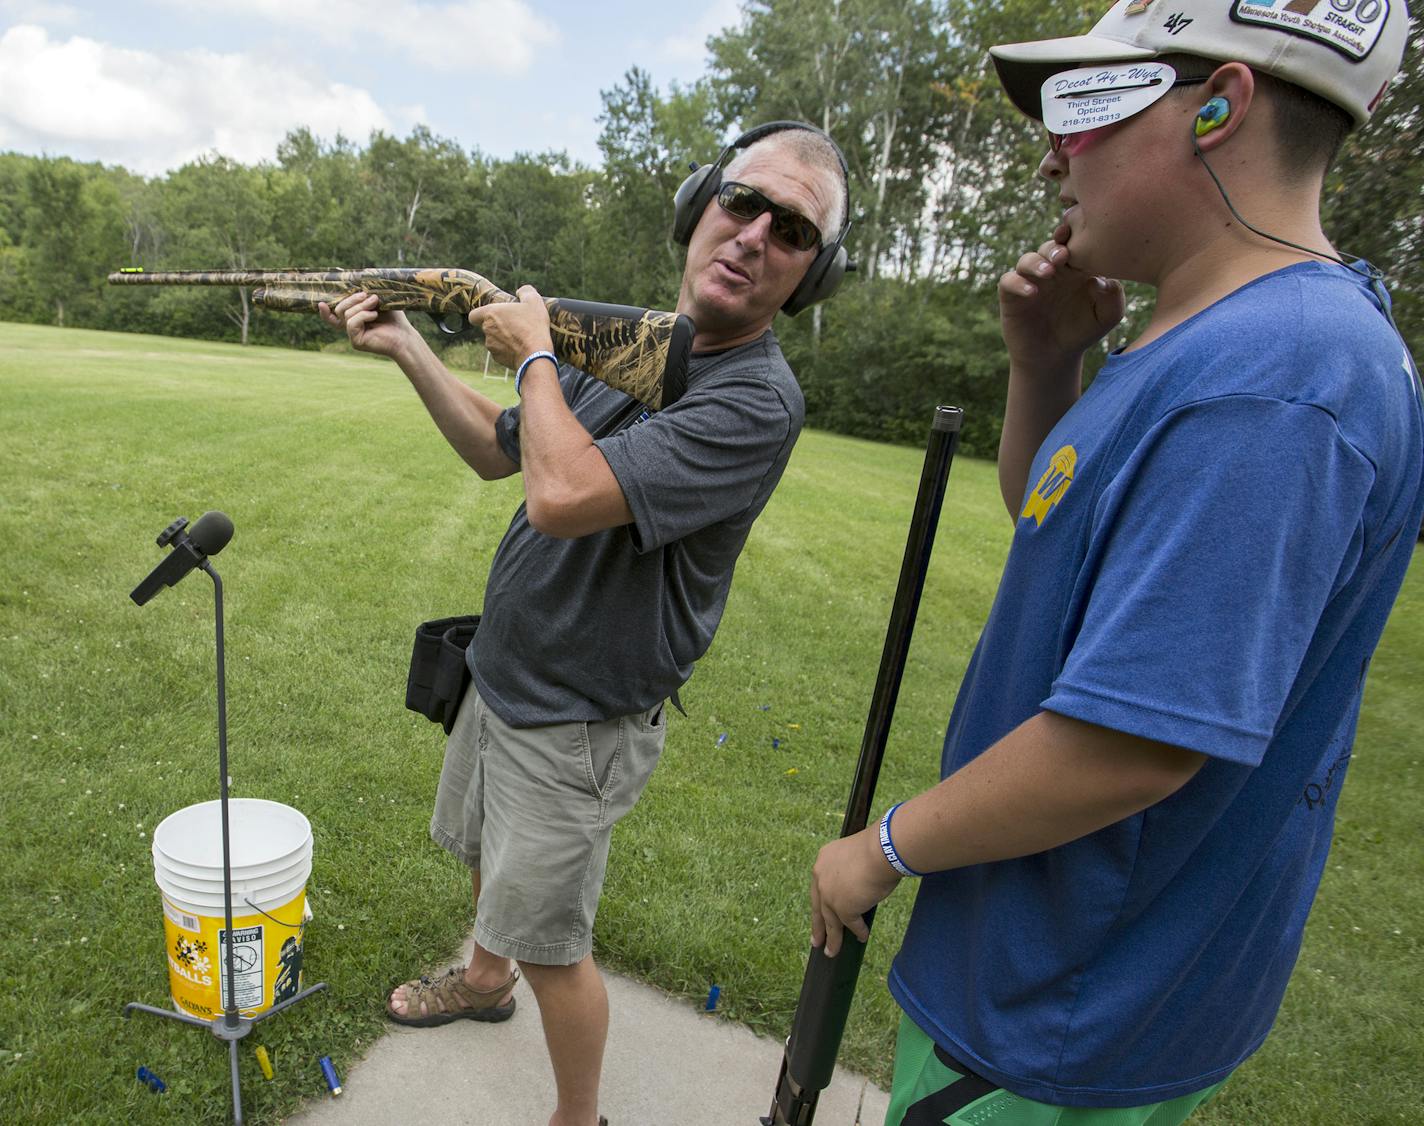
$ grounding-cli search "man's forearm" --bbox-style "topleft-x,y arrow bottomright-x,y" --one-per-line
890,711 -> 1205,873
997,360 -> 1083,519
391,332 -> 515,480
515,359 -> 633,537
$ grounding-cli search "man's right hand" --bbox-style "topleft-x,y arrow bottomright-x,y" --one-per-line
998,225 -> 1125,374
319,292 -> 423,362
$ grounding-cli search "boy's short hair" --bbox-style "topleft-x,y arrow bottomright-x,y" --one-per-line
1251,70 -> 1354,177
1158,53 -> 1353,178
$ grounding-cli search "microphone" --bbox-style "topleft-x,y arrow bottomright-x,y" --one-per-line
130,511 -> 234,606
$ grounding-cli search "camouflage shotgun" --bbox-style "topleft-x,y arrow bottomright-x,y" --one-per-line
107,267 -> 695,410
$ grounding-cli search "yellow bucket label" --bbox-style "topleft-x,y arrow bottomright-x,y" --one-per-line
161,892 -> 306,1019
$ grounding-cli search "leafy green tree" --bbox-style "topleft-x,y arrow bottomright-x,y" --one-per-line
588,68 -> 724,308
0,153 -> 32,247
159,155 -> 284,344
785,274 -> 1007,454
474,152 -> 587,294
433,150 -> 494,267
708,0 -> 962,359
108,167 -> 164,264
19,157 -> 126,327
1322,13 -> 1423,355
709,0 -> 956,279
21,157 -> 84,325
361,125 -> 475,265
269,128 -> 369,266
0,154 -> 38,322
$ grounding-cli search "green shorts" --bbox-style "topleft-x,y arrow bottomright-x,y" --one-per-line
885,1013 -> 1228,1126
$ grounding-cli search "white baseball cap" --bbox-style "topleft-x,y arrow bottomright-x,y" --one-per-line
990,0 -> 1409,127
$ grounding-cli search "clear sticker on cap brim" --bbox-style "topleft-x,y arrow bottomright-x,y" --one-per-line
1041,61 -> 1179,136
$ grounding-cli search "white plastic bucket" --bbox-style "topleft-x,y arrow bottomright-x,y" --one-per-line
150,799 -> 313,1019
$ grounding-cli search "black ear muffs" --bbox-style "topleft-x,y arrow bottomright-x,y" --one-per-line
671,160 -> 724,247
780,227 -> 850,317
672,121 -> 852,315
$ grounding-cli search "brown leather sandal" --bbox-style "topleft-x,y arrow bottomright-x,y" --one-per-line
385,965 -> 519,1027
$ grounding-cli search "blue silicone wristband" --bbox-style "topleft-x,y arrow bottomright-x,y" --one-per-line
515,350 -> 557,396
879,802 -> 925,878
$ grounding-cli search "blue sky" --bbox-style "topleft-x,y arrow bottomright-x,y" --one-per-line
0,0 -> 743,175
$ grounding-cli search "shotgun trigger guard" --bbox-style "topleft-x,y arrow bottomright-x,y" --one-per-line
428,310 -> 471,337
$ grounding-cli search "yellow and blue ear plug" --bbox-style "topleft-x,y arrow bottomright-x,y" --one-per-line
1194,96 -> 1231,137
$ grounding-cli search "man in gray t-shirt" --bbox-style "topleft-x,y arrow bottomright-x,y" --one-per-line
477,336 -> 802,726
321,121 -> 849,1126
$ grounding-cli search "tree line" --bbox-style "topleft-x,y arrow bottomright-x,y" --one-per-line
1,0 -> 1418,458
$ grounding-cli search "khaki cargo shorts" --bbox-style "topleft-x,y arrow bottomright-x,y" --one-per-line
430,682 -> 666,965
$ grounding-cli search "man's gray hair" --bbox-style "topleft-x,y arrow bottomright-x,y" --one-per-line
724,128 -> 848,239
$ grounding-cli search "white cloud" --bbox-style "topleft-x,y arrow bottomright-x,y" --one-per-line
168,0 -> 559,74
651,0 -> 740,73
0,0 -> 80,27
0,24 -> 396,174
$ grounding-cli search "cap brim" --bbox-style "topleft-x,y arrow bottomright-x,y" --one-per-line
990,34 -> 1158,122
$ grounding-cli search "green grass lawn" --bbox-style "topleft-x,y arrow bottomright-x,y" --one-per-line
1,322 -> 1419,1124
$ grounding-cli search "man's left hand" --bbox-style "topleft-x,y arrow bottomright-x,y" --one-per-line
810,827 -> 903,958
469,285 -> 556,371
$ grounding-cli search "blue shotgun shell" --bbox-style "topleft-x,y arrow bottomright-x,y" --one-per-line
319,1055 -> 342,1096
136,1066 -> 167,1093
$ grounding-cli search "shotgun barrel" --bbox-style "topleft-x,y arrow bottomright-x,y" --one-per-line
107,267 -> 694,410
763,404 -> 964,1126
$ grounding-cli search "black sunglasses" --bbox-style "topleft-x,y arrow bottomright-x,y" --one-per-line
1046,74 -> 1211,152
716,181 -> 822,252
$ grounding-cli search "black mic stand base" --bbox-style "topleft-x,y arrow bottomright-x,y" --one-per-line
123,982 -> 330,1125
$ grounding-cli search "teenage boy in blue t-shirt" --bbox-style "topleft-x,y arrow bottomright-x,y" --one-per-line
806,2 -> 1423,1123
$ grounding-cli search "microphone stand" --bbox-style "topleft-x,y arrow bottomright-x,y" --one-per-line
124,547 -> 328,1125
763,405 -> 962,1126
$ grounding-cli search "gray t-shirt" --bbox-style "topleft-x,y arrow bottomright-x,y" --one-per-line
470,330 -> 804,726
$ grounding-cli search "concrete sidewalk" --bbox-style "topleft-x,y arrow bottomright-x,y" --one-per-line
285,941 -> 889,1126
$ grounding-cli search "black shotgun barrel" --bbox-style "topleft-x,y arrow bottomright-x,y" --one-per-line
764,404 -> 963,1126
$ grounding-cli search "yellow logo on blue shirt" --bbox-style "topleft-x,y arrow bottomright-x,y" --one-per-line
1022,445 -> 1077,526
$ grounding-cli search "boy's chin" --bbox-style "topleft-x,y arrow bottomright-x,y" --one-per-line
1064,243 -> 1130,286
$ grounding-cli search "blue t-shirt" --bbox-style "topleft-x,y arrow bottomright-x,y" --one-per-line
889,262 -> 1424,1107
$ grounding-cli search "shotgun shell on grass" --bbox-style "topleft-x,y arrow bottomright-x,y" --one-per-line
320,1055 -> 342,1096
136,1066 -> 167,1093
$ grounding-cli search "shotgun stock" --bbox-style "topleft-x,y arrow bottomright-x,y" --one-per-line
107,267 -> 694,410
